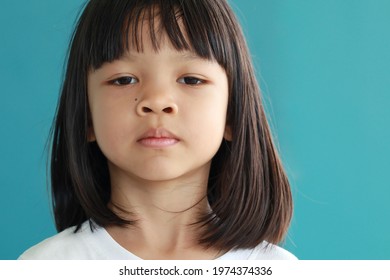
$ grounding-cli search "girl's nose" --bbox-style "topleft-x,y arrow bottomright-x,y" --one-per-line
135,90 -> 178,116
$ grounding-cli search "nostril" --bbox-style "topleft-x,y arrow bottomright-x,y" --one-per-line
139,105 -> 177,114
142,107 -> 153,113
163,107 -> 173,113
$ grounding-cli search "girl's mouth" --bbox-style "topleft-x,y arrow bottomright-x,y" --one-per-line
138,137 -> 179,148
137,128 -> 180,148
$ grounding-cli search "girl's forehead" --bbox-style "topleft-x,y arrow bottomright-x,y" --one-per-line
123,11 -> 191,54
121,24 -> 213,64
124,29 -> 194,56
120,48 -> 209,64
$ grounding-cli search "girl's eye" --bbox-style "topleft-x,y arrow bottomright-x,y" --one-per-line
177,76 -> 205,85
110,76 -> 138,86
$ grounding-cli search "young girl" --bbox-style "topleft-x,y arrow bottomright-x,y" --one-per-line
19,0 -> 296,260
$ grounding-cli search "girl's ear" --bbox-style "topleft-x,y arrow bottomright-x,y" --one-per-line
224,125 -> 232,141
88,126 -> 96,142
87,110 -> 96,142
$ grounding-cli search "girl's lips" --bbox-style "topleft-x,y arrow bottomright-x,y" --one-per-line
138,137 -> 179,148
137,128 -> 180,148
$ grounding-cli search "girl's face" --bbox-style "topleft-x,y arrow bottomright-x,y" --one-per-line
87,27 -> 229,186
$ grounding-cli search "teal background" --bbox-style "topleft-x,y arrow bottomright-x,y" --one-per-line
1,0 -> 389,259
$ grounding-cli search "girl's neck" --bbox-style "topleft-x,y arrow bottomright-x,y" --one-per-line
105,205 -> 221,259
106,165 -> 219,259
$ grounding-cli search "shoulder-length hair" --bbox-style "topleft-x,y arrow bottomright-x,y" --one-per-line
51,0 -> 292,251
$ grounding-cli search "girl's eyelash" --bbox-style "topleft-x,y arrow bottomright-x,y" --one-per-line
109,76 -> 138,86
108,76 -> 205,86
177,76 -> 206,85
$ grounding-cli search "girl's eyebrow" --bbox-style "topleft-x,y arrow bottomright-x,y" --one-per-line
177,52 -> 203,61
120,51 -> 206,62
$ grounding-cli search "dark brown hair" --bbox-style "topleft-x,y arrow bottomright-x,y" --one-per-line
50,0 -> 292,251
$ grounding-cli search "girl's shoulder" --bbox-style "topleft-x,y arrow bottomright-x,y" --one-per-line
218,242 -> 297,260
18,221 -> 95,260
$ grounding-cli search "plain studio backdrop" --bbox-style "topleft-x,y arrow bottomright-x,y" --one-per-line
1,0 -> 389,259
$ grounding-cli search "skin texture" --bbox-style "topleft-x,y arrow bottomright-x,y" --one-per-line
87,26 -> 230,259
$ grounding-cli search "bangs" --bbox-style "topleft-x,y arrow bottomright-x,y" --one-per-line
79,0 -> 232,70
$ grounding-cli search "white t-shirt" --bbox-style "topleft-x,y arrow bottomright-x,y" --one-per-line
19,220 -> 297,260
